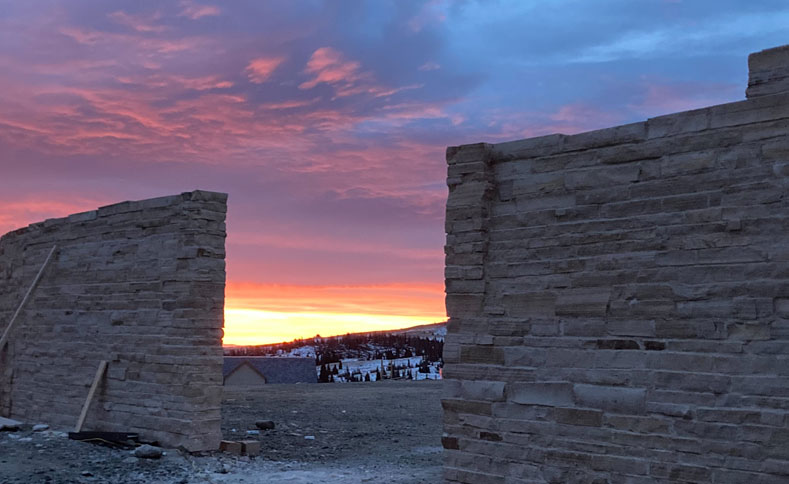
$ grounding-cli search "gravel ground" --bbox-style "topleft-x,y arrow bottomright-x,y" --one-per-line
0,380 -> 443,483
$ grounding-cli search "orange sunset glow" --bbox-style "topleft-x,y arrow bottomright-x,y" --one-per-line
224,282 -> 446,346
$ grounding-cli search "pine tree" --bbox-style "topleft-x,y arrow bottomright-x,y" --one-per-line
319,364 -> 330,383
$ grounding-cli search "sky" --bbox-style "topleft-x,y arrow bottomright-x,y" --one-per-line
1,0 -> 787,345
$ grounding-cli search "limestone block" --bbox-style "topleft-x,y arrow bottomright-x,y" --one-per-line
491,134 -> 565,161
459,346 -> 504,365
747,45 -> 789,98
502,293 -> 555,318
514,194 -> 576,213
446,294 -> 484,316
563,121 -> 646,151
647,109 -> 709,139
555,288 -> 610,317
564,164 -> 640,190
219,440 -> 242,455
446,142 -> 491,166
573,384 -> 646,414
240,440 -> 261,457
460,381 -> 506,402
507,382 -> 574,407
502,347 -> 546,368
552,407 -> 603,427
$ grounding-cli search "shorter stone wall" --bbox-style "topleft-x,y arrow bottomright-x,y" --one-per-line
0,190 -> 227,451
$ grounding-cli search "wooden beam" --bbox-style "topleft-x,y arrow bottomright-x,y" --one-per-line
0,245 -> 58,350
74,360 -> 108,433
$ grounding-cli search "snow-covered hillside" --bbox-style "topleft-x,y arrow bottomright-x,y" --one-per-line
318,356 -> 441,383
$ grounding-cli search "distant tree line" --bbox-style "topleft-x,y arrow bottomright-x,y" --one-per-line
317,356 -> 438,383
225,331 -> 444,369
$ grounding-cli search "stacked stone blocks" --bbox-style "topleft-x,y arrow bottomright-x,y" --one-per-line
443,46 -> 789,483
0,190 -> 227,451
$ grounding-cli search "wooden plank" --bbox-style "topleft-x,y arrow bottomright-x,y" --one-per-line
0,245 -> 58,350
74,360 -> 108,433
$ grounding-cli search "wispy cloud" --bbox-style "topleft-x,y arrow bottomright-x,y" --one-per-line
299,47 -> 367,92
108,10 -> 167,33
178,1 -> 221,20
419,61 -> 441,71
245,56 -> 285,84
299,47 -> 423,99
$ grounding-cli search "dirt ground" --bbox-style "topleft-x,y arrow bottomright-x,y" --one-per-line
0,380 -> 443,484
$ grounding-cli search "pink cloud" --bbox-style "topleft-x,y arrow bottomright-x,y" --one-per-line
260,98 -> 319,110
116,73 -> 233,91
59,27 -> 102,45
59,26 -> 205,54
369,84 -> 423,98
108,11 -> 167,33
299,47 -> 422,99
299,47 -> 366,91
178,1 -> 221,20
419,61 -> 441,71
245,57 -> 285,83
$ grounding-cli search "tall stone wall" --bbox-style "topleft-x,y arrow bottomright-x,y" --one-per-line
443,46 -> 789,483
0,190 -> 227,451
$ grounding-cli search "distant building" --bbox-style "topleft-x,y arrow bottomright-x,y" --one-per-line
223,357 -> 317,385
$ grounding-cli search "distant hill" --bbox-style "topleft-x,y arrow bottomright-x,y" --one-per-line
224,321 -> 447,374
389,321 -> 447,339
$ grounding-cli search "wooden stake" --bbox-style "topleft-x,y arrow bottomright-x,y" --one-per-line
75,360 -> 108,433
0,245 -> 58,350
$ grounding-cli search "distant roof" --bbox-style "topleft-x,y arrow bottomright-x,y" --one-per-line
223,357 -> 317,384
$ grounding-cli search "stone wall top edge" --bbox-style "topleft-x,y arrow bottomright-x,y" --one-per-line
447,89 -> 789,165
749,44 -> 789,68
0,189 -> 228,243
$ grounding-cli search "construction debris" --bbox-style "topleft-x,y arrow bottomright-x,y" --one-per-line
0,417 -> 22,431
240,440 -> 261,457
68,431 -> 140,449
219,439 -> 260,457
219,440 -> 242,455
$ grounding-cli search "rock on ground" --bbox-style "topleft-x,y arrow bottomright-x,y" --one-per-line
133,444 -> 164,459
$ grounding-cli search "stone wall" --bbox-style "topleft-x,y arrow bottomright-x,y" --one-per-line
0,190 -> 227,451
443,46 -> 789,482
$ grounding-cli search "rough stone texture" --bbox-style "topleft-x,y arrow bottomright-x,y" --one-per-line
443,47 -> 789,483
747,45 -> 789,99
0,190 -> 227,451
